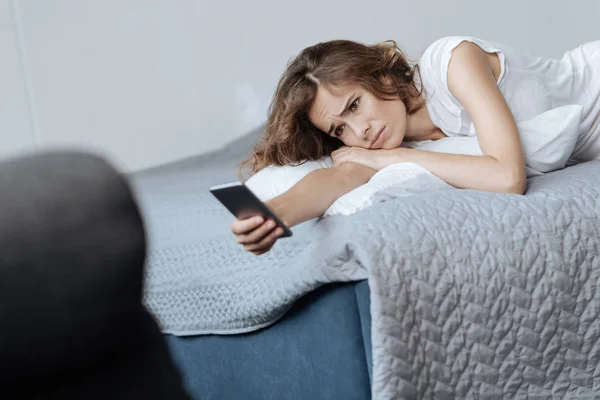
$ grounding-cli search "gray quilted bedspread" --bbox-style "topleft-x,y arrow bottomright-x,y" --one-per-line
133,132 -> 600,399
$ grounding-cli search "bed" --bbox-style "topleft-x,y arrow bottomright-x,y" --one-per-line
132,128 -> 600,399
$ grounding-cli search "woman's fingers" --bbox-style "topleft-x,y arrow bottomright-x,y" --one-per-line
332,153 -> 349,166
231,216 -> 264,235
230,216 -> 285,255
331,146 -> 349,157
331,146 -> 353,166
245,227 -> 284,254
236,219 -> 277,244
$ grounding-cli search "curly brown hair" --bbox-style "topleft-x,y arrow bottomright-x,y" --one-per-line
239,39 -> 425,178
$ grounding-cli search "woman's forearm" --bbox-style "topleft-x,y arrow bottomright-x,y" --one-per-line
391,148 -> 526,194
266,162 -> 376,227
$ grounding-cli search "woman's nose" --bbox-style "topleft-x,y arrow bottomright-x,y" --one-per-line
350,119 -> 370,140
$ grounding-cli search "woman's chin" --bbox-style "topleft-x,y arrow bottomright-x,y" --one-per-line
384,135 -> 404,149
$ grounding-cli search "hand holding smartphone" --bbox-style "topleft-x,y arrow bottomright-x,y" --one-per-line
209,181 -> 292,237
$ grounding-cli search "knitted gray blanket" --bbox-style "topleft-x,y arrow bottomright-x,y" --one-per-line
134,132 -> 600,399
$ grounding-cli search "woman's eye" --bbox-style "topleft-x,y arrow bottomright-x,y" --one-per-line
349,98 -> 359,112
335,125 -> 345,137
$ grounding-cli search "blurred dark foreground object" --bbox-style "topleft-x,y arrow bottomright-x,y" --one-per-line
0,151 -> 191,400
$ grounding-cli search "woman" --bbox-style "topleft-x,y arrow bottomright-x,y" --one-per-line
232,36 -> 600,255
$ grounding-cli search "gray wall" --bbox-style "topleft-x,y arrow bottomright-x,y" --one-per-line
1,0 -> 598,171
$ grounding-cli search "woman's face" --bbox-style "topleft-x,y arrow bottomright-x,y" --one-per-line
308,83 -> 408,150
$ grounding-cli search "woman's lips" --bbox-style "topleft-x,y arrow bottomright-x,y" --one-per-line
371,127 -> 385,149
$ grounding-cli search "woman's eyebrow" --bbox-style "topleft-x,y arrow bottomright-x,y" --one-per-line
327,93 -> 356,135
337,93 -> 355,117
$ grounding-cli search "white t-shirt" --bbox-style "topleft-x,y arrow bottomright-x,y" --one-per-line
415,36 -> 600,163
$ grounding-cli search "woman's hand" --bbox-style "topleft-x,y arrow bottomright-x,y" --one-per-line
231,216 -> 285,256
230,162 -> 379,256
331,146 -> 396,171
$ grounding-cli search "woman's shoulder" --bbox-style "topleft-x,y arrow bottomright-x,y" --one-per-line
419,36 -> 500,66
416,37 -> 473,93
415,36 -> 505,130
418,36 -> 506,90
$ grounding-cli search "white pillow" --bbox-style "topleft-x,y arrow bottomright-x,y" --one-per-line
242,137 -> 469,209
245,157 -> 333,202
246,160 -> 447,216
325,163 -> 451,215
245,104 -> 583,216
520,104 -> 582,172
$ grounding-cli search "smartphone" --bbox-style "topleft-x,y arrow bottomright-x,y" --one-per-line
209,181 -> 293,237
